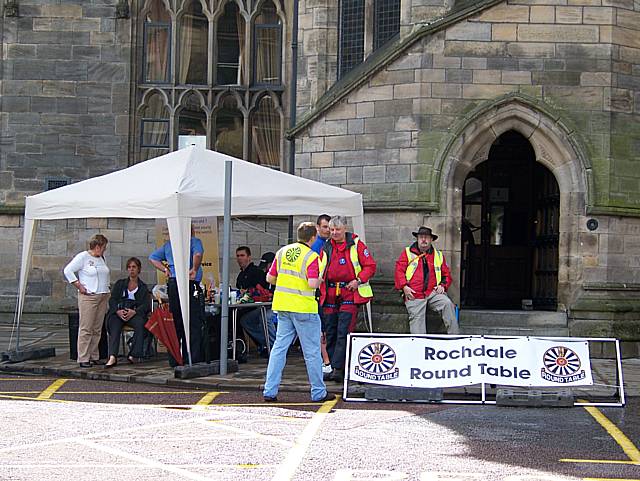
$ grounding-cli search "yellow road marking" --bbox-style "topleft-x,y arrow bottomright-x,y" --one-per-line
582,404 -> 640,462
192,391 -> 222,410
207,402 -> 334,407
53,391 -> 204,395
561,459 -> 639,465
0,393 -> 69,403
584,478 -> 640,481
0,378 -> 80,381
36,379 -> 67,400
270,395 -> 339,481
0,391 -> 205,395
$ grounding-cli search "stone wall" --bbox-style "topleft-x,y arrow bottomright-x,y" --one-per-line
294,0 -> 640,337
0,0 -> 133,205
0,215 -> 288,315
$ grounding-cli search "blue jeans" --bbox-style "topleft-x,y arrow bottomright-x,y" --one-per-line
239,308 -> 275,352
263,311 -> 327,401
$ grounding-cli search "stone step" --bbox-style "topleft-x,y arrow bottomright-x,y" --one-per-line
459,325 -> 570,337
459,309 -> 568,328
0,312 -> 69,326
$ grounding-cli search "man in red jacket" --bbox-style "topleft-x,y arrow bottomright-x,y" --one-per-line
320,215 -> 376,382
394,226 -> 459,334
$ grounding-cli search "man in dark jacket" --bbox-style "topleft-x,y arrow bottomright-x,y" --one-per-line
394,226 -> 459,334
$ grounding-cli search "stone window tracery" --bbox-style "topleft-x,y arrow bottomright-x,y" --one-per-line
136,0 -> 286,168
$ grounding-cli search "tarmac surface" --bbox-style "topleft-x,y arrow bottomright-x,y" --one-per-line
0,318 -> 637,399
0,372 -> 638,481
1,320 -> 639,481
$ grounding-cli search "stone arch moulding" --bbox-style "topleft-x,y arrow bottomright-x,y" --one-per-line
435,93 -> 593,213
434,93 -> 593,311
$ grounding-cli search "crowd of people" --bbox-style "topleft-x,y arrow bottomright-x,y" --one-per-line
63,216 -> 459,401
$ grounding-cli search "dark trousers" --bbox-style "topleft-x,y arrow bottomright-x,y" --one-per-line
167,278 -> 203,365
106,313 -> 146,358
323,310 -> 352,370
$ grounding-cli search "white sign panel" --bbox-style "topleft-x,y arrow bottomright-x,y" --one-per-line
178,135 -> 207,150
347,335 -> 593,388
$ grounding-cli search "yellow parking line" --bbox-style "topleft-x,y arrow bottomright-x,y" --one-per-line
0,391 -> 43,394
54,391 -> 205,395
192,391 -> 222,410
582,405 -> 640,462
0,378 -> 79,381
210,402 -> 336,407
0,393 -> 69,403
584,478 -> 640,481
36,379 -> 67,400
561,459 -> 639,465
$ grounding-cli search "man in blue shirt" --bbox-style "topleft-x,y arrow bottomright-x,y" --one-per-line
311,214 -> 331,254
150,226 -> 204,365
310,214 -> 332,377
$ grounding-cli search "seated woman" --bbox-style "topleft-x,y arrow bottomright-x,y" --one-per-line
105,257 -> 151,368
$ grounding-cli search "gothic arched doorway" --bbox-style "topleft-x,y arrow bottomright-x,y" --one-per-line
461,130 -> 559,310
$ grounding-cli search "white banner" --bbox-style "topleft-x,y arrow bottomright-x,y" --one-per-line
347,335 -> 593,388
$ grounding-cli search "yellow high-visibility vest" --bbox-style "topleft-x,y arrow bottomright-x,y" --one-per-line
272,242 -> 319,313
350,238 -> 373,299
405,247 -> 443,285
321,237 -> 374,300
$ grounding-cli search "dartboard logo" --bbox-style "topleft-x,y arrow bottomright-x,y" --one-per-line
285,246 -> 301,263
357,342 -> 397,377
540,345 -> 586,383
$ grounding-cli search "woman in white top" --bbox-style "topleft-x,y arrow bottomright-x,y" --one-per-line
63,234 -> 110,367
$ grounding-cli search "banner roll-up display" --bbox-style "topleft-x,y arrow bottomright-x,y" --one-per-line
347,335 -> 594,388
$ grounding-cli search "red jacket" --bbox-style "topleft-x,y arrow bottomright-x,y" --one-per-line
394,243 -> 452,299
320,232 -> 376,305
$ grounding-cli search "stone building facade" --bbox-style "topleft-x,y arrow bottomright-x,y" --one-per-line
291,0 -> 640,342
0,0 -> 291,317
1,0 -> 639,345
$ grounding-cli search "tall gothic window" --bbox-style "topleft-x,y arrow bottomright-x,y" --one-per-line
338,0 -> 400,78
143,0 -> 171,83
215,95 -> 244,159
374,0 -> 400,49
251,94 -> 281,168
254,1 -> 282,86
178,0 -> 209,85
140,91 -> 170,160
177,91 -> 207,147
137,0 -> 285,167
217,2 -> 244,85
338,0 -> 364,78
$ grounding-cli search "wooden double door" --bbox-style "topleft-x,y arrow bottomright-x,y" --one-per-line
461,131 -> 559,310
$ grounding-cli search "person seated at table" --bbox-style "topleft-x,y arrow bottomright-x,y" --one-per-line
235,246 -> 269,291
238,252 -> 277,357
105,257 -> 151,368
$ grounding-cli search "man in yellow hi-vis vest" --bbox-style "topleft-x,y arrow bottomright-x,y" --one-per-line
394,226 -> 459,334
262,222 -> 336,403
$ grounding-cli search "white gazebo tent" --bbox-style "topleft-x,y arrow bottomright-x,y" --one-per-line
16,146 -> 366,365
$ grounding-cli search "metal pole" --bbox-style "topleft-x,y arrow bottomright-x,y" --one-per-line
287,0 -> 300,243
219,160 -> 233,375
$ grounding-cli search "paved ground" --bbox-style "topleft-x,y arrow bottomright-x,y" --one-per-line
1,319 -> 638,400
0,372 -> 639,481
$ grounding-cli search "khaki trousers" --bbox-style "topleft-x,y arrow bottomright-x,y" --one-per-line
405,291 -> 459,334
77,292 -> 109,363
